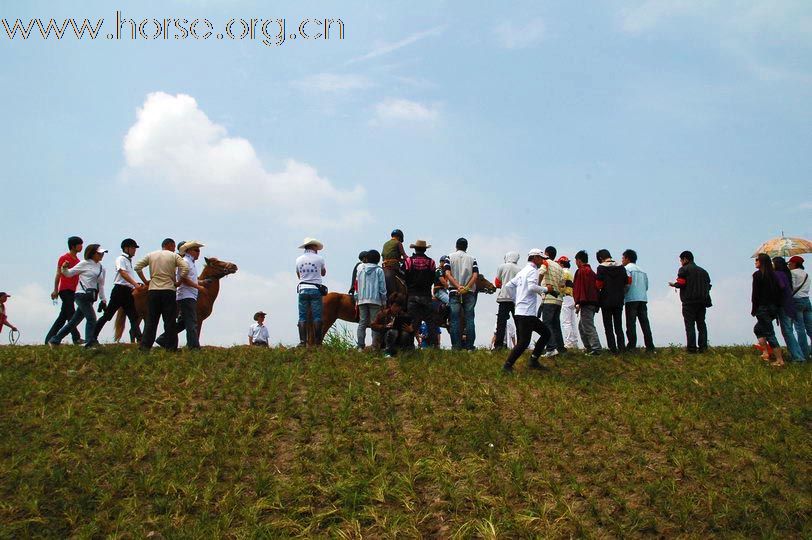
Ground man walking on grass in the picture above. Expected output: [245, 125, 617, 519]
[493, 251, 520, 350]
[45, 236, 84, 345]
[502, 249, 552, 373]
[596, 249, 629, 354]
[134, 238, 189, 352]
[539, 246, 566, 357]
[158, 240, 206, 350]
[622, 249, 655, 352]
[92, 238, 145, 343]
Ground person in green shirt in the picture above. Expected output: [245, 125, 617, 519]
[382, 229, 407, 297]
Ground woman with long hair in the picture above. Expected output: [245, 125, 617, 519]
[751, 253, 784, 366]
[773, 256, 803, 361]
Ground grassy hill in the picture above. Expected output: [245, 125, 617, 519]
[1, 345, 809, 538]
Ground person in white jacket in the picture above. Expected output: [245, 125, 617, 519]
[48, 244, 108, 347]
[501, 249, 552, 373]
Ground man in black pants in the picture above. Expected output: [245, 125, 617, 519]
[93, 238, 145, 342]
[404, 239, 437, 348]
[45, 236, 84, 344]
[502, 249, 552, 373]
[134, 238, 189, 351]
[595, 249, 630, 354]
[669, 250, 712, 353]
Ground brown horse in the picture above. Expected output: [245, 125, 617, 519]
[114, 257, 238, 342]
[320, 274, 496, 339]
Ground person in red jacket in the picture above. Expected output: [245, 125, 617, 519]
[573, 250, 602, 355]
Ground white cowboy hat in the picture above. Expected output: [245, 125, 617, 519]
[179, 240, 205, 255]
[298, 237, 324, 250]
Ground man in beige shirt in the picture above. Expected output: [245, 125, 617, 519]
[134, 238, 189, 351]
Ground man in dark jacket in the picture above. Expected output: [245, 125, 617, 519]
[573, 250, 602, 355]
[404, 240, 438, 348]
[669, 250, 712, 353]
[595, 249, 630, 354]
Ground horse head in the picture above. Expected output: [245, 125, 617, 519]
[202, 257, 239, 280]
[476, 274, 497, 294]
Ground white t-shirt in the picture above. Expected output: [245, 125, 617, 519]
[249, 322, 270, 343]
[296, 250, 325, 290]
[791, 268, 810, 299]
[114, 254, 139, 288]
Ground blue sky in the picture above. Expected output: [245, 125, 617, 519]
[1, 0, 810, 346]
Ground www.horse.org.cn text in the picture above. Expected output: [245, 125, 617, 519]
[1, 11, 345, 48]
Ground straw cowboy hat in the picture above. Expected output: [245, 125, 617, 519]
[298, 237, 324, 250]
[409, 239, 431, 249]
[179, 240, 205, 255]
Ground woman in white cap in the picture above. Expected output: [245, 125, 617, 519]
[48, 244, 108, 348]
[295, 237, 327, 346]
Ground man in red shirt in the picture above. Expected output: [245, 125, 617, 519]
[45, 236, 85, 344]
[573, 250, 602, 355]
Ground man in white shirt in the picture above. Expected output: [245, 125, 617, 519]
[296, 237, 327, 346]
[501, 249, 553, 373]
[444, 237, 479, 350]
[93, 238, 145, 342]
[249, 311, 270, 347]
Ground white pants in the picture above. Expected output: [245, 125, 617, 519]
[561, 296, 579, 349]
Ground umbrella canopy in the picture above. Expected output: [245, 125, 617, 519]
[751, 236, 812, 258]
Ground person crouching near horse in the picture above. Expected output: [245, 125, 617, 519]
[249, 311, 270, 347]
[158, 240, 206, 350]
[356, 249, 387, 350]
[404, 239, 438, 348]
[92, 238, 145, 343]
[382, 229, 407, 295]
[371, 293, 415, 357]
[135, 238, 189, 351]
[501, 249, 553, 373]
[296, 237, 327, 346]
[49, 244, 108, 348]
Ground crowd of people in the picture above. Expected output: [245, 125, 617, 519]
[293, 231, 812, 369]
[1, 232, 810, 368]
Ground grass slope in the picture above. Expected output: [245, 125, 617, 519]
[1, 345, 810, 538]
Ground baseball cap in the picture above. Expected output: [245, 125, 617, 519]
[556, 256, 570, 264]
[528, 248, 545, 258]
[789, 255, 804, 265]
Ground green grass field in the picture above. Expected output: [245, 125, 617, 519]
[1, 343, 810, 538]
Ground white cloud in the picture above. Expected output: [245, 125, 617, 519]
[292, 73, 372, 92]
[345, 25, 445, 65]
[494, 18, 546, 49]
[800, 202, 812, 210]
[122, 92, 370, 228]
[372, 98, 439, 124]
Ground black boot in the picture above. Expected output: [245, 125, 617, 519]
[297, 322, 307, 347]
[314, 322, 323, 346]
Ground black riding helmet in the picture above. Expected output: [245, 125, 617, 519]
[121, 238, 139, 250]
[391, 229, 404, 242]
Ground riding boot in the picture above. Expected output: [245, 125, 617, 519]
[314, 322, 324, 346]
[297, 322, 307, 347]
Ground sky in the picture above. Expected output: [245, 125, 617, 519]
[1, 0, 810, 347]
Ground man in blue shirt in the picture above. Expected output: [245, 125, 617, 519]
[622, 249, 655, 352]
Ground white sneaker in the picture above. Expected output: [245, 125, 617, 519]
[542, 350, 559, 358]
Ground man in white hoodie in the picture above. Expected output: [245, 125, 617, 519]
[493, 251, 520, 349]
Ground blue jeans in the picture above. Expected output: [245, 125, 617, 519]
[778, 309, 803, 361]
[449, 292, 477, 350]
[49, 292, 97, 345]
[298, 289, 323, 323]
[791, 297, 812, 360]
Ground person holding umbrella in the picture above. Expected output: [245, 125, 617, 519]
[773, 257, 803, 361]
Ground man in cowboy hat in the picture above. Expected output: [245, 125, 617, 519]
[295, 237, 327, 346]
[0, 292, 18, 337]
[249, 311, 270, 347]
[134, 238, 189, 351]
[158, 240, 206, 350]
[404, 239, 438, 347]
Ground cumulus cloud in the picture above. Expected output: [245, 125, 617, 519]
[372, 98, 439, 124]
[494, 18, 546, 49]
[122, 92, 369, 228]
[293, 72, 372, 92]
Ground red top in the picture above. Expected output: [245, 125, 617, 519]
[57, 253, 81, 292]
